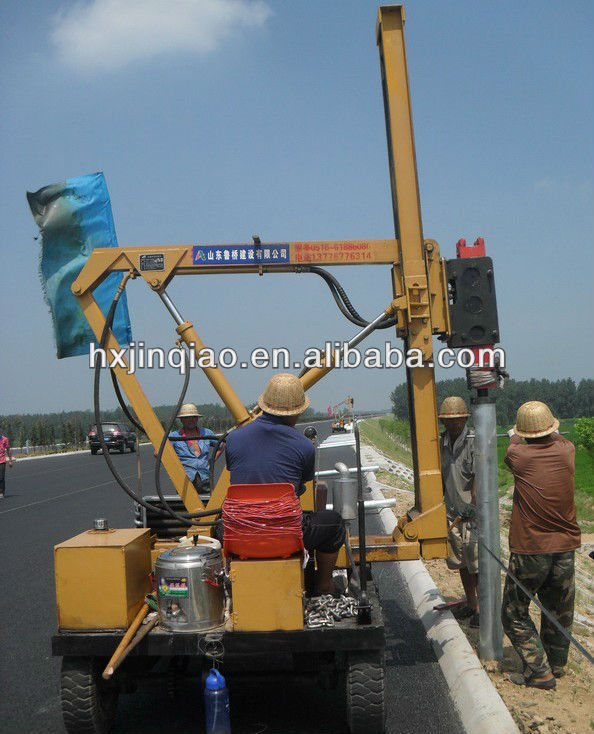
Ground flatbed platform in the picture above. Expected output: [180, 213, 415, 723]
[52, 591, 384, 658]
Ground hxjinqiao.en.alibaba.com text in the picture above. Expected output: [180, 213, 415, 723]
[89, 342, 505, 375]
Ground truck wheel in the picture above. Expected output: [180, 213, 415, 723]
[119, 442, 125, 454]
[90, 448, 98, 455]
[61, 656, 119, 734]
[129, 443, 135, 453]
[346, 650, 386, 734]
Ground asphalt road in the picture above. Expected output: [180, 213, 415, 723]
[0, 419, 463, 734]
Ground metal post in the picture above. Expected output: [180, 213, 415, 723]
[472, 394, 503, 660]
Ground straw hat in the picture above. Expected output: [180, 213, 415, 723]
[514, 401, 559, 438]
[438, 396, 469, 419]
[177, 403, 203, 419]
[258, 373, 310, 416]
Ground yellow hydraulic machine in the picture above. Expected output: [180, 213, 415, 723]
[50, 7, 501, 734]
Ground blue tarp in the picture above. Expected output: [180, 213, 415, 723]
[27, 172, 132, 358]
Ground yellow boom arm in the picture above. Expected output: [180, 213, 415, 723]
[72, 5, 449, 561]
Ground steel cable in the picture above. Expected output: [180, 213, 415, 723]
[480, 540, 594, 666]
[222, 496, 303, 539]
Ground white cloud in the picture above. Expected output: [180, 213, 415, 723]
[51, 0, 272, 71]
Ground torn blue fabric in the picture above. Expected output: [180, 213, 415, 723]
[27, 172, 132, 358]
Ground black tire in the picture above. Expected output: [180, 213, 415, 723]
[129, 443, 135, 453]
[346, 650, 386, 734]
[61, 656, 119, 734]
[90, 448, 98, 455]
[119, 442, 125, 454]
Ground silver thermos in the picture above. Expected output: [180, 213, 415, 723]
[155, 539, 225, 632]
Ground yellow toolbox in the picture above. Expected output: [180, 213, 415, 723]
[55, 528, 151, 630]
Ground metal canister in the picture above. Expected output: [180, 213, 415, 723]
[155, 542, 225, 632]
[333, 462, 358, 521]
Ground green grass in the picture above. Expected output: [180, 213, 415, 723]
[497, 417, 592, 527]
[362, 416, 593, 527]
[377, 416, 410, 443]
[375, 468, 412, 491]
[359, 417, 412, 468]
[559, 418, 594, 498]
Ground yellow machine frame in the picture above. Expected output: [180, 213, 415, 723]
[71, 5, 449, 561]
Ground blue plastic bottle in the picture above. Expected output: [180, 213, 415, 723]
[204, 668, 231, 734]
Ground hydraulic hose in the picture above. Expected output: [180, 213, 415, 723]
[153, 348, 221, 527]
[110, 369, 143, 433]
[208, 430, 230, 494]
[300, 265, 396, 329]
[94, 276, 171, 517]
[93, 275, 221, 524]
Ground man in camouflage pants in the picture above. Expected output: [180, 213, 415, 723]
[502, 553, 575, 684]
[502, 401, 581, 690]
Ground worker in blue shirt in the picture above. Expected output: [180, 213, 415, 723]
[226, 373, 345, 595]
[169, 403, 216, 490]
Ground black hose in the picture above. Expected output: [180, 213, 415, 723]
[208, 430, 230, 494]
[110, 369, 144, 433]
[93, 279, 221, 524]
[93, 282, 171, 517]
[153, 347, 221, 526]
[301, 266, 396, 329]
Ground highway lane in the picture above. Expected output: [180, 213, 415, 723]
[0, 446, 162, 734]
[0, 420, 462, 734]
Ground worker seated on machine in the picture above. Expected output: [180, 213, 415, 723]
[169, 403, 219, 492]
[225, 373, 345, 595]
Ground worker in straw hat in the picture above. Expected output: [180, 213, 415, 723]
[225, 373, 346, 595]
[438, 396, 479, 627]
[503, 401, 580, 690]
[169, 403, 216, 490]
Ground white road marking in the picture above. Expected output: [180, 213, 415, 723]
[0, 469, 154, 515]
[10, 459, 95, 481]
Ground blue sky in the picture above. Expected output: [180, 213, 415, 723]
[1, 0, 592, 415]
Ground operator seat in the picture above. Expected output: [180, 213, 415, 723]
[222, 483, 304, 559]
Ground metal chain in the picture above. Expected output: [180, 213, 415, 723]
[304, 595, 357, 628]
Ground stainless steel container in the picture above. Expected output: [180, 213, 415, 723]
[155, 542, 225, 632]
[333, 462, 358, 521]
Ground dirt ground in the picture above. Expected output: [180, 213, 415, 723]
[374, 470, 594, 734]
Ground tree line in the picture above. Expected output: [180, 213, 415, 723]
[0, 403, 327, 449]
[0, 403, 235, 448]
[390, 377, 594, 426]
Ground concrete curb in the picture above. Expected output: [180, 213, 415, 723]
[367, 473, 520, 734]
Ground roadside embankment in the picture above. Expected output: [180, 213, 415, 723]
[359, 417, 594, 734]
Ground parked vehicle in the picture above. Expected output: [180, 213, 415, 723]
[88, 423, 136, 454]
